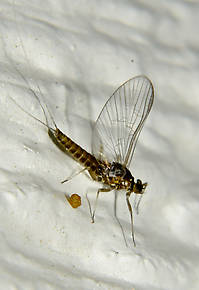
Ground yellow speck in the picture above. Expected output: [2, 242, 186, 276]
[65, 193, 81, 208]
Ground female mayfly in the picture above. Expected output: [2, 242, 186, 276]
[13, 75, 154, 246]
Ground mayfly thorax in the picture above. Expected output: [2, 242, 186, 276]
[13, 75, 154, 247]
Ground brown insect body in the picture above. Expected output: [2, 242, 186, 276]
[13, 75, 154, 247]
[49, 127, 145, 195]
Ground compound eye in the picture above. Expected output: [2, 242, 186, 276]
[142, 183, 147, 190]
[137, 179, 142, 185]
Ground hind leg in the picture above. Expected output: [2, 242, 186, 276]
[86, 187, 111, 223]
[61, 167, 87, 183]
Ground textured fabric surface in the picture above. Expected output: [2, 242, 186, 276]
[0, 1, 198, 289]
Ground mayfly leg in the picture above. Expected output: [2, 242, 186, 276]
[135, 193, 143, 215]
[86, 188, 111, 223]
[126, 191, 136, 247]
[61, 167, 87, 184]
[114, 191, 128, 247]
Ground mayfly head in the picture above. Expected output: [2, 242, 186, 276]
[132, 179, 147, 194]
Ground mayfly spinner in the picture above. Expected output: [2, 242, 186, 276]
[14, 75, 154, 246]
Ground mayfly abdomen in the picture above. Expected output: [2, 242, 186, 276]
[48, 128, 99, 172]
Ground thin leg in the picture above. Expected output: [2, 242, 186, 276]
[135, 193, 143, 215]
[61, 167, 87, 184]
[114, 191, 128, 247]
[126, 191, 136, 247]
[86, 187, 111, 223]
[86, 193, 93, 220]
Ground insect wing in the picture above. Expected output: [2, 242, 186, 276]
[92, 75, 154, 166]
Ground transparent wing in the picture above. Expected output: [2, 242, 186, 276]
[92, 75, 154, 167]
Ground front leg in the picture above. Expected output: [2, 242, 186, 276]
[126, 191, 136, 247]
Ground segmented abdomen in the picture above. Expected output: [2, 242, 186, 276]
[48, 128, 99, 172]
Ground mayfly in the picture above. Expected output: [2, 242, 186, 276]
[13, 75, 154, 246]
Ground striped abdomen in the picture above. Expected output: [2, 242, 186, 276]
[48, 128, 99, 173]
